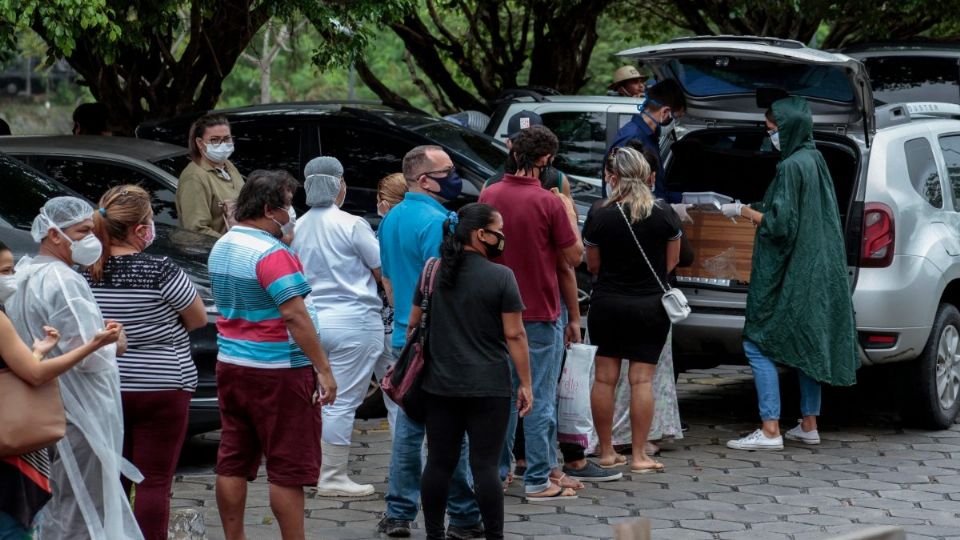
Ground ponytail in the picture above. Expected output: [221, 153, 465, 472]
[604, 146, 654, 223]
[437, 203, 497, 288]
[89, 185, 153, 282]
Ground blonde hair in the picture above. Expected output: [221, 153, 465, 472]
[90, 185, 153, 281]
[378, 172, 408, 207]
[604, 146, 654, 223]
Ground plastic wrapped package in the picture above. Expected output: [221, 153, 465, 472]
[703, 247, 739, 282]
[7, 256, 142, 540]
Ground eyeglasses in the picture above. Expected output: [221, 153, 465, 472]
[204, 136, 234, 145]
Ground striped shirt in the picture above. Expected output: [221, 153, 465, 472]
[85, 253, 199, 391]
[208, 225, 317, 369]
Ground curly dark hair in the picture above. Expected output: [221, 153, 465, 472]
[510, 125, 559, 174]
[233, 170, 300, 222]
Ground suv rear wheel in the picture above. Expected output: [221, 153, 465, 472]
[905, 303, 960, 429]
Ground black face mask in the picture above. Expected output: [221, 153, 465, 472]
[481, 229, 505, 259]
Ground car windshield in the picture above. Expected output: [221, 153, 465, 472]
[861, 56, 960, 105]
[0, 153, 75, 229]
[665, 58, 855, 103]
[152, 154, 193, 178]
[402, 120, 506, 169]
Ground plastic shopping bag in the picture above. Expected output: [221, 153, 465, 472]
[558, 343, 597, 448]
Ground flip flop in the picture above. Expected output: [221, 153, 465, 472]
[598, 454, 628, 468]
[549, 473, 584, 490]
[502, 472, 514, 493]
[630, 462, 664, 474]
[525, 486, 578, 502]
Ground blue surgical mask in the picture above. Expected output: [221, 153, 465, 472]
[426, 169, 463, 202]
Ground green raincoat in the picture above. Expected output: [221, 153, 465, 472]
[743, 96, 859, 386]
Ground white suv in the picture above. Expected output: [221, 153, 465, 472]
[616, 36, 960, 428]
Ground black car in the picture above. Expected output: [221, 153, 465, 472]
[0, 152, 220, 435]
[136, 101, 507, 222]
[841, 42, 960, 105]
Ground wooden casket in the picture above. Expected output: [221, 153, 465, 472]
[674, 209, 757, 285]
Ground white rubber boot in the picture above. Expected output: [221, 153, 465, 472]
[316, 441, 375, 497]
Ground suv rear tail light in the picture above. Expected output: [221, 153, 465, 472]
[859, 332, 899, 349]
[860, 202, 895, 268]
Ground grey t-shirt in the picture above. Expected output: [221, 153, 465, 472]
[416, 252, 525, 397]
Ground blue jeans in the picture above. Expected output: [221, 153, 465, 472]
[501, 320, 563, 494]
[743, 340, 822, 421]
[384, 347, 481, 525]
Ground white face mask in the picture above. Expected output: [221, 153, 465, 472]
[769, 130, 781, 151]
[0, 275, 16, 303]
[282, 206, 297, 237]
[205, 142, 234, 163]
[56, 227, 103, 267]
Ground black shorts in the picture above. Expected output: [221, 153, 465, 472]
[587, 292, 669, 363]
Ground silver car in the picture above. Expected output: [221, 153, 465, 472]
[620, 36, 960, 428]
[0, 135, 189, 228]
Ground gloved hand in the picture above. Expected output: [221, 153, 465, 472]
[720, 201, 743, 220]
[671, 203, 694, 224]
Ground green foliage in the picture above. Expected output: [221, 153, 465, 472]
[0, 0, 120, 57]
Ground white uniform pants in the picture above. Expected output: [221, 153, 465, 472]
[319, 323, 385, 445]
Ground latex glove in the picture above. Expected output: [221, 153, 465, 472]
[671, 203, 694, 224]
[720, 202, 743, 221]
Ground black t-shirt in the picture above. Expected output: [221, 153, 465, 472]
[415, 253, 525, 397]
[582, 200, 682, 297]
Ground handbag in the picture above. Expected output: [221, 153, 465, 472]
[616, 202, 691, 324]
[0, 367, 66, 457]
[380, 257, 441, 423]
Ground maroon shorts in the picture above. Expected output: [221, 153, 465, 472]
[215, 362, 322, 487]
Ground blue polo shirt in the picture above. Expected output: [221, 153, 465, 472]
[606, 114, 668, 199]
[378, 192, 446, 349]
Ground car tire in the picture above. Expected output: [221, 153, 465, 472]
[904, 303, 960, 429]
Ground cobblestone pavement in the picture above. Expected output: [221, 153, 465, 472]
[171, 365, 960, 539]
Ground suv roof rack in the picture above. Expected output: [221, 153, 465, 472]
[668, 35, 805, 49]
[875, 102, 960, 129]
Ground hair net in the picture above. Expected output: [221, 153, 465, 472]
[304, 156, 344, 207]
[31, 196, 94, 242]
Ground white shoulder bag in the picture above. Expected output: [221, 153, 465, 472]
[616, 202, 691, 324]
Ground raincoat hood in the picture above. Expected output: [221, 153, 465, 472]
[743, 97, 859, 387]
[771, 96, 815, 158]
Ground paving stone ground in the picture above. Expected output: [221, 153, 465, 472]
[171, 365, 960, 539]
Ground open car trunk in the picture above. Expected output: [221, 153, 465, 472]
[665, 128, 861, 289]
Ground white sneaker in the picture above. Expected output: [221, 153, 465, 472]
[784, 422, 820, 445]
[726, 429, 784, 450]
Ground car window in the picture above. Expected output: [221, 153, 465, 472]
[541, 112, 606, 178]
[0, 154, 73, 229]
[408, 121, 505, 170]
[228, 122, 301, 179]
[152, 154, 192, 178]
[939, 135, 960, 208]
[905, 137, 943, 208]
[40, 158, 179, 226]
[318, 125, 412, 216]
[666, 58, 854, 103]
[862, 57, 960, 105]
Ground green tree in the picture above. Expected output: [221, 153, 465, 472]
[0, 0, 408, 134]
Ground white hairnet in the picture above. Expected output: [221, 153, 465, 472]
[304, 156, 345, 207]
[31, 196, 94, 242]
[305, 174, 342, 207]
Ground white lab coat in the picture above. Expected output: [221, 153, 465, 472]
[7, 256, 143, 540]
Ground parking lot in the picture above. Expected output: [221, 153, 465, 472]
[171, 365, 960, 540]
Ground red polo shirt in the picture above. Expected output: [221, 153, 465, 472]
[479, 173, 578, 322]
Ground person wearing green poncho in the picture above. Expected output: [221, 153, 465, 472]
[719, 96, 859, 451]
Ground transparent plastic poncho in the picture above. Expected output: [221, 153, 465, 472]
[7, 256, 143, 540]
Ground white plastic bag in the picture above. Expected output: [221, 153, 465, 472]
[558, 343, 597, 448]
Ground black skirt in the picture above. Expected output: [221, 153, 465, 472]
[587, 292, 669, 363]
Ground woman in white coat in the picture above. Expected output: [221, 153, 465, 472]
[291, 157, 384, 497]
